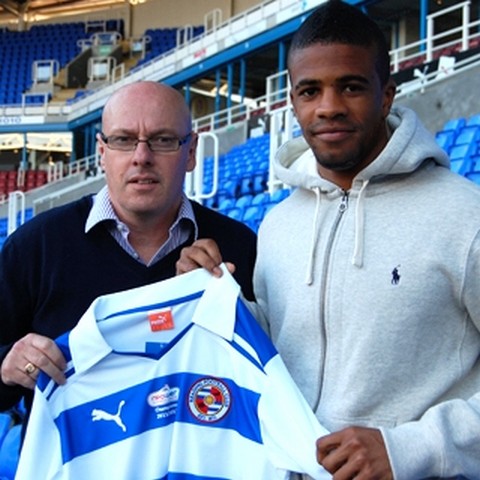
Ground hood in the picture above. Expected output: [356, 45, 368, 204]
[272, 106, 450, 281]
[274, 105, 450, 191]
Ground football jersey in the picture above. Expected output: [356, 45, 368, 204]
[16, 266, 330, 480]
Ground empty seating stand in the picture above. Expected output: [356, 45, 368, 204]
[203, 133, 291, 232]
[135, 25, 204, 68]
[0, 22, 88, 104]
[210, 112, 480, 234]
[0, 170, 48, 197]
[436, 113, 480, 181]
[2, 113, 479, 248]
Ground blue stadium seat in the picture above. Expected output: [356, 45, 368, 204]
[225, 207, 243, 221]
[0, 218, 7, 236]
[235, 194, 253, 209]
[260, 190, 291, 218]
[0, 414, 12, 450]
[449, 143, 475, 175]
[215, 179, 240, 207]
[270, 188, 291, 203]
[238, 175, 253, 196]
[0, 424, 21, 479]
[454, 126, 480, 146]
[466, 155, 480, 174]
[435, 130, 456, 153]
[466, 171, 480, 185]
[251, 192, 270, 205]
[442, 117, 466, 135]
[242, 205, 265, 232]
[263, 202, 278, 216]
[24, 208, 34, 222]
[218, 198, 236, 212]
[252, 171, 268, 194]
[202, 197, 217, 209]
[466, 113, 480, 127]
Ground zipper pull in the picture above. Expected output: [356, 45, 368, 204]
[339, 190, 349, 213]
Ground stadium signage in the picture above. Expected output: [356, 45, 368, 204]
[0, 116, 22, 125]
[0, 116, 44, 125]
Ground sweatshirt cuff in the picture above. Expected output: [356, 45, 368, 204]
[380, 421, 442, 480]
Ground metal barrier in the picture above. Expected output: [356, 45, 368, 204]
[184, 132, 219, 203]
[7, 190, 25, 236]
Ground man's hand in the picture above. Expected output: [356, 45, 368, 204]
[176, 238, 235, 277]
[1, 333, 67, 390]
[316, 427, 393, 480]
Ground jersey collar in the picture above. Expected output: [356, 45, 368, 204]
[68, 265, 240, 375]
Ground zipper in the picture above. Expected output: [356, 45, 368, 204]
[313, 189, 349, 412]
[339, 190, 349, 213]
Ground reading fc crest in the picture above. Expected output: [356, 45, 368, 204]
[188, 378, 231, 422]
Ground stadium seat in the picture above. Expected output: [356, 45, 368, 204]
[135, 26, 204, 68]
[239, 175, 253, 196]
[0, 218, 7, 236]
[449, 143, 475, 175]
[0, 424, 21, 479]
[242, 205, 265, 232]
[263, 202, 278, 216]
[202, 197, 217, 209]
[442, 117, 466, 135]
[454, 126, 480, 146]
[270, 188, 291, 203]
[215, 179, 240, 207]
[0, 414, 12, 450]
[466, 171, 480, 185]
[252, 171, 268, 194]
[218, 198, 236, 212]
[435, 130, 456, 153]
[466, 113, 480, 127]
[225, 207, 243, 221]
[251, 192, 270, 205]
[235, 194, 253, 209]
[467, 155, 480, 173]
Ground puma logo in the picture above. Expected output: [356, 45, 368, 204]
[91, 400, 127, 432]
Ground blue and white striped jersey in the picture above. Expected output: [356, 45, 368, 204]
[16, 266, 330, 480]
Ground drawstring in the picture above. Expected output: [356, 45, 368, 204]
[305, 187, 321, 285]
[304, 179, 369, 283]
[352, 179, 370, 267]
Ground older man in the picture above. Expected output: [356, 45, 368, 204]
[0, 81, 256, 434]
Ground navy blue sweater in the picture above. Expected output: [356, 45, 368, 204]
[0, 195, 256, 413]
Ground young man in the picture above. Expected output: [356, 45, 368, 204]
[177, 2, 480, 478]
[0, 82, 256, 430]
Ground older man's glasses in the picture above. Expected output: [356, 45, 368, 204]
[100, 132, 192, 152]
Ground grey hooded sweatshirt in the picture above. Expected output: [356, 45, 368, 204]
[253, 106, 480, 479]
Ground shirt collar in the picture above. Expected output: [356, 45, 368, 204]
[85, 185, 116, 233]
[85, 184, 198, 240]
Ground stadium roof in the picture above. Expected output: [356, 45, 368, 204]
[0, 0, 461, 26]
[0, 0, 128, 22]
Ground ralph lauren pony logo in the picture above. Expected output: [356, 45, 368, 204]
[391, 265, 401, 285]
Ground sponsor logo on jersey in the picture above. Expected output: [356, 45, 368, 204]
[147, 384, 180, 407]
[187, 378, 231, 423]
[148, 384, 180, 419]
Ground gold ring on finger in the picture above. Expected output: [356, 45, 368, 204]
[24, 362, 37, 375]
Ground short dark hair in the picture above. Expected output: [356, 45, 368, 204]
[288, 0, 391, 86]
